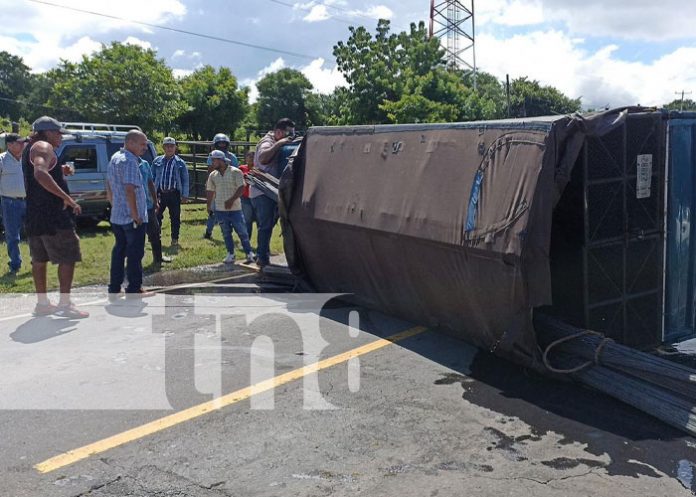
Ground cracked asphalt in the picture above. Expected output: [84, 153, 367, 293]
[1, 276, 695, 496]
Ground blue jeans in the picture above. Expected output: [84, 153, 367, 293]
[241, 197, 256, 242]
[1, 196, 26, 271]
[109, 222, 147, 293]
[215, 210, 252, 255]
[205, 210, 217, 235]
[251, 195, 277, 265]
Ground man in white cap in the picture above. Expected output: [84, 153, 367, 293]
[22, 116, 87, 318]
[206, 150, 255, 265]
[204, 133, 238, 239]
[152, 137, 189, 247]
[0, 133, 28, 274]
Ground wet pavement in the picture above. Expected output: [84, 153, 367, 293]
[0, 266, 695, 496]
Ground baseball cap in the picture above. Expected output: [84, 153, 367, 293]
[163, 137, 176, 145]
[4, 133, 27, 144]
[209, 150, 231, 162]
[32, 116, 67, 133]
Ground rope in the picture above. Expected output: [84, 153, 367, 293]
[542, 329, 613, 374]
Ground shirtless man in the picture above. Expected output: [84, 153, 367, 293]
[22, 116, 88, 318]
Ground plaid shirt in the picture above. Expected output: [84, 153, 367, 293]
[108, 149, 148, 225]
[206, 166, 245, 211]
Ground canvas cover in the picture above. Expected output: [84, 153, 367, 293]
[279, 108, 653, 367]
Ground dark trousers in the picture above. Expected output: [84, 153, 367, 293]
[158, 190, 181, 241]
[146, 207, 163, 262]
[109, 222, 147, 293]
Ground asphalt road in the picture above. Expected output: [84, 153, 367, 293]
[1, 273, 695, 496]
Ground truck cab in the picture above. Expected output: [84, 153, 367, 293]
[57, 123, 157, 223]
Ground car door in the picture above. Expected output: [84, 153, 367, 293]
[59, 141, 108, 216]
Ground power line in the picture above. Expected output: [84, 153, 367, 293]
[25, 0, 318, 60]
[268, 0, 408, 32]
[267, 0, 355, 25]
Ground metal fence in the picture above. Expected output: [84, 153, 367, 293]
[176, 140, 256, 201]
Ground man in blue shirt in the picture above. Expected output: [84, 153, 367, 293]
[152, 137, 189, 247]
[139, 158, 170, 266]
[204, 133, 238, 240]
[106, 130, 151, 297]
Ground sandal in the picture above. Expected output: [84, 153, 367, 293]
[54, 304, 90, 319]
[33, 302, 58, 316]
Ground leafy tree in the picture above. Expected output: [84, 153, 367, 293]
[508, 77, 581, 118]
[255, 68, 319, 131]
[0, 51, 33, 120]
[333, 20, 446, 124]
[664, 98, 696, 111]
[47, 42, 182, 133]
[177, 65, 249, 140]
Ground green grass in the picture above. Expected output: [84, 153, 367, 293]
[0, 203, 284, 293]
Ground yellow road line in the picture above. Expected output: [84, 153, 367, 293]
[35, 325, 428, 473]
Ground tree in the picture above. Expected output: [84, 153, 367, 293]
[508, 77, 581, 118]
[333, 20, 446, 124]
[47, 43, 182, 133]
[0, 51, 33, 120]
[255, 68, 319, 131]
[177, 65, 249, 140]
[664, 98, 696, 111]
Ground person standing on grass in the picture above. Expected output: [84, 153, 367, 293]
[22, 116, 87, 318]
[204, 133, 238, 240]
[238, 150, 257, 243]
[0, 133, 28, 275]
[139, 157, 171, 267]
[152, 137, 189, 247]
[252, 118, 295, 268]
[106, 130, 152, 298]
[206, 150, 255, 265]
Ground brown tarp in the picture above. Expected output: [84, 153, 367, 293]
[279, 108, 653, 367]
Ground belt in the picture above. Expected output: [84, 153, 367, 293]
[159, 189, 179, 193]
[1, 195, 25, 200]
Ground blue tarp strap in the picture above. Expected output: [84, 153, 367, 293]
[465, 170, 484, 233]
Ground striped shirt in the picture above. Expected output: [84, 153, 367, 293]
[108, 149, 148, 225]
[158, 156, 176, 191]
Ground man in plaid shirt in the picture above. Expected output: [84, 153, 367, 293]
[206, 150, 255, 265]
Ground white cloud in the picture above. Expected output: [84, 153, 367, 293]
[173, 68, 193, 79]
[1, 0, 186, 71]
[477, 29, 696, 108]
[123, 36, 152, 50]
[304, 5, 331, 22]
[357, 5, 393, 19]
[171, 49, 202, 60]
[259, 57, 287, 77]
[301, 58, 347, 94]
[172, 49, 186, 58]
[478, 0, 696, 41]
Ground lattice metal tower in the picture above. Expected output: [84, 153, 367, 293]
[429, 0, 477, 85]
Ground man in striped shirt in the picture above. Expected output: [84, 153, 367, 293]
[152, 137, 189, 247]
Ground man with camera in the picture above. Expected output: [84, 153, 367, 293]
[251, 118, 295, 268]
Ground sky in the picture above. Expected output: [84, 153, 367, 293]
[1, 0, 695, 110]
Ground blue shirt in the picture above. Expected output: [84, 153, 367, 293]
[152, 154, 190, 197]
[139, 159, 155, 210]
[108, 148, 148, 225]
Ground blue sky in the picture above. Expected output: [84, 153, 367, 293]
[1, 0, 695, 109]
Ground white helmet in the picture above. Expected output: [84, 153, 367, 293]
[212, 133, 230, 145]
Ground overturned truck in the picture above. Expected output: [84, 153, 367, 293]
[279, 108, 695, 370]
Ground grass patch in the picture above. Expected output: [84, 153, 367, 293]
[0, 203, 284, 293]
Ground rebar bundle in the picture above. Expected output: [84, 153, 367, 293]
[535, 314, 696, 436]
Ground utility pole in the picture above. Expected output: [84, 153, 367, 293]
[675, 90, 693, 111]
[429, 0, 477, 89]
